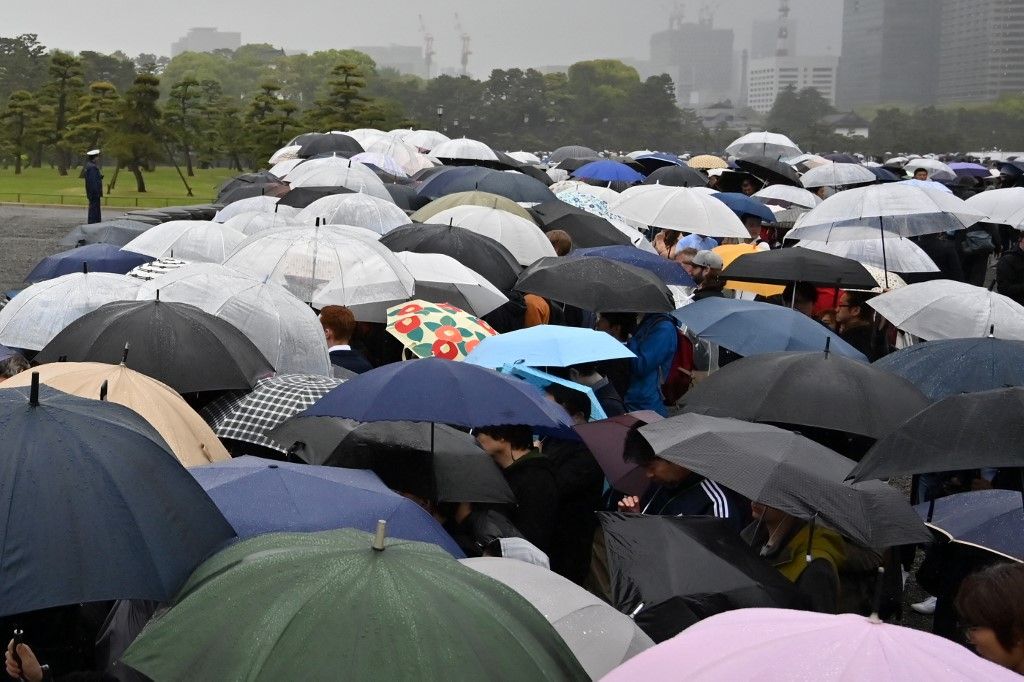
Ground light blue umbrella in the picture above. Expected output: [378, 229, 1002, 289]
[499, 363, 608, 422]
[465, 325, 635, 369]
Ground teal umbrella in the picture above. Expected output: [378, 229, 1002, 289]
[123, 527, 588, 681]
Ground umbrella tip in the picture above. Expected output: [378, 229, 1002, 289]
[824, 336, 831, 358]
[121, 342, 130, 365]
[99, 379, 108, 401]
[83, 262, 89, 274]
[989, 324, 995, 338]
[372, 519, 388, 551]
[29, 371, 40, 406]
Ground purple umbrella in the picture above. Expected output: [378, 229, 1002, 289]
[574, 411, 662, 497]
[949, 162, 990, 178]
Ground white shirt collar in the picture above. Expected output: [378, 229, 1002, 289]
[327, 344, 352, 352]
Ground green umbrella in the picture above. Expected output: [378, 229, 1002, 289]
[122, 527, 588, 681]
[411, 190, 539, 224]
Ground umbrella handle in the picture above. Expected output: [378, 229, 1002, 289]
[868, 566, 885, 623]
[11, 629, 26, 682]
[805, 513, 817, 564]
[372, 519, 388, 551]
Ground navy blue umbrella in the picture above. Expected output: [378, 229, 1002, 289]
[867, 167, 901, 183]
[672, 298, 867, 360]
[24, 244, 153, 283]
[0, 378, 235, 616]
[570, 245, 695, 286]
[873, 337, 1024, 400]
[571, 160, 645, 184]
[712, 192, 777, 223]
[916, 489, 1024, 562]
[418, 166, 555, 203]
[190, 456, 463, 556]
[634, 152, 684, 174]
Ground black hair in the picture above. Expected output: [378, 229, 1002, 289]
[782, 281, 819, 307]
[543, 384, 591, 422]
[475, 424, 534, 451]
[622, 428, 657, 465]
[844, 290, 876, 321]
[956, 562, 1024, 651]
[600, 312, 638, 338]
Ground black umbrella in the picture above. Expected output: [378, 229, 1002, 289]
[218, 182, 288, 205]
[297, 132, 364, 158]
[380, 223, 522, 291]
[599, 513, 807, 642]
[36, 300, 274, 393]
[639, 414, 932, 548]
[512, 163, 555, 187]
[868, 167, 901, 183]
[58, 219, 153, 248]
[547, 145, 599, 165]
[823, 153, 860, 164]
[515, 256, 675, 313]
[682, 350, 930, 440]
[413, 165, 453, 181]
[529, 200, 632, 248]
[385, 183, 430, 211]
[642, 165, 708, 188]
[719, 248, 877, 288]
[122, 210, 170, 225]
[915, 489, 1024, 563]
[556, 157, 602, 172]
[735, 156, 802, 187]
[849, 387, 1024, 482]
[277, 185, 355, 209]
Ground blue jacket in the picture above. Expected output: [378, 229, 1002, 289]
[84, 160, 103, 200]
[624, 313, 677, 416]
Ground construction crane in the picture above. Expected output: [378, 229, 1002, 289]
[776, 0, 791, 57]
[418, 15, 435, 79]
[454, 13, 471, 76]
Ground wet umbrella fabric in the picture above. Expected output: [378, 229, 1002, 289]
[642, 164, 707, 188]
[867, 280, 1024, 341]
[915, 490, 1024, 563]
[800, 163, 877, 189]
[380, 223, 522, 291]
[36, 300, 273, 393]
[514, 256, 675, 313]
[296, 132, 363, 157]
[392, 252, 509, 317]
[569, 246, 695, 286]
[725, 132, 801, 160]
[711, 192, 777, 223]
[58, 219, 153, 248]
[412, 190, 537, 223]
[574, 411, 662, 497]
[734, 156, 802, 187]
[385, 182, 429, 211]
[419, 166, 556, 203]
[873, 337, 1024, 400]
[25, 244, 152, 282]
[795, 237, 939, 274]
[753, 184, 821, 209]
[571, 160, 645, 184]
[276, 185, 354, 209]
[189, 456, 463, 555]
[529, 200, 633, 248]
[717, 248, 876, 288]
[547, 145, 600, 165]
[0, 383, 235, 616]
[465, 325, 636, 369]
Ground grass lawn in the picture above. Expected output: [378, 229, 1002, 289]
[0, 166, 239, 208]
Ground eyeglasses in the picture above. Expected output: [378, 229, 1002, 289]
[836, 303, 853, 308]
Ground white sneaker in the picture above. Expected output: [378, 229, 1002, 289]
[911, 596, 937, 615]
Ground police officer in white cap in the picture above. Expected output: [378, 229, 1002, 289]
[84, 149, 103, 224]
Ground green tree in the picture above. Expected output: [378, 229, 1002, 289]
[278, 49, 377, 106]
[306, 63, 370, 131]
[165, 77, 203, 175]
[635, 74, 685, 151]
[0, 34, 48, 104]
[66, 81, 120, 154]
[765, 85, 835, 152]
[79, 50, 136, 92]
[564, 59, 642, 149]
[245, 82, 299, 169]
[192, 80, 227, 168]
[0, 90, 42, 173]
[39, 50, 84, 175]
[215, 96, 247, 171]
[108, 73, 163, 192]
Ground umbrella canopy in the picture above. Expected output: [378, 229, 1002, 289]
[753, 184, 821, 209]
[189, 456, 462, 554]
[287, 159, 391, 201]
[897, 178, 954, 194]
[411, 190, 536, 223]
[276, 185, 354, 209]
[800, 162, 877, 188]
[687, 154, 728, 170]
[268, 143, 301, 164]
[419, 166, 555, 203]
[904, 157, 956, 182]
[25, 244, 152, 283]
[3, 362, 229, 466]
[553, 181, 621, 203]
[465, 325, 636, 369]
[350, 151, 408, 177]
[725, 131, 801, 159]
[428, 137, 499, 164]
[507, 150, 541, 165]
[398, 128, 450, 151]
[36, 300, 273, 393]
[295, 192, 409, 235]
[430, 205, 557, 266]
[296, 132, 363, 157]
[385, 182, 429, 211]
[222, 210, 299, 237]
[711, 192, 777, 223]
[216, 177, 287, 205]
[121, 220, 246, 263]
[530, 200, 633, 248]
[718, 247, 877, 288]
[571, 159, 645, 184]
[681, 350, 930, 439]
[873, 336, 1024, 400]
[342, 128, 387, 147]
[547, 145, 600, 164]
[122, 529, 587, 681]
[213, 195, 280, 223]
[610, 186, 749, 237]
[574, 411, 661, 497]
[135, 263, 331, 376]
[850, 387, 1024, 481]
[857, 265, 908, 292]
[599, 513, 807, 642]
[514, 256, 675, 312]
[380, 223, 522, 291]
[0, 272, 140, 351]
[58, 218, 153, 248]
[795, 236, 939, 273]
[365, 136, 434, 174]
[0, 381, 235, 616]
[964, 187, 1024, 226]
[915, 490, 1024, 563]
[948, 161, 990, 178]
[642, 164, 708, 188]
[393, 252, 508, 316]
[385, 300, 498, 360]
[735, 156, 802, 187]
[462, 556, 654, 679]
[672, 298, 867, 360]
[710, 244, 785, 298]
[868, 280, 1024, 341]
[602, 607, 1019, 682]
[568, 245, 695, 286]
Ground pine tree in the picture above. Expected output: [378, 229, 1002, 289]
[165, 77, 202, 175]
[67, 81, 120, 155]
[306, 63, 369, 130]
[39, 51, 84, 175]
[107, 73, 163, 192]
[0, 91, 42, 174]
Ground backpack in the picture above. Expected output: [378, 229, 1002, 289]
[661, 327, 695, 406]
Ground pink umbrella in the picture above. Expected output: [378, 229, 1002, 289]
[600, 608, 1019, 681]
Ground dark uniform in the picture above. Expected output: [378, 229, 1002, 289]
[84, 154, 103, 224]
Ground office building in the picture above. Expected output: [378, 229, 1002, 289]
[750, 18, 798, 60]
[171, 27, 242, 57]
[747, 55, 839, 114]
[649, 12, 735, 106]
[936, 0, 1024, 103]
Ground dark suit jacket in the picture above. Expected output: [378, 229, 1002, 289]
[329, 348, 373, 374]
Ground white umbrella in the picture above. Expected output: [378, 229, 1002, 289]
[268, 144, 301, 165]
[885, 156, 909, 166]
[461, 557, 654, 680]
[800, 163, 877, 188]
[507, 151, 541, 165]
[965, 187, 1024, 226]
[725, 131, 801, 160]
[429, 205, 557, 266]
[897, 179, 954, 194]
[223, 210, 301, 237]
[295, 193, 409, 235]
[868, 280, 1024, 341]
[549, 180, 590, 195]
[136, 263, 331, 376]
[546, 167, 570, 183]
[428, 137, 498, 163]
[853, 265, 908, 292]
[753, 185, 821, 209]
[268, 158, 306, 179]
[0, 273, 139, 350]
[393, 252, 508, 316]
[224, 224, 414, 307]
[349, 152, 408, 178]
[905, 158, 956, 182]
[787, 153, 832, 170]
[609, 185, 749, 238]
[285, 157, 392, 201]
[214, 195, 280, 223]
[397, 129, 450, 152]
[365, 137, 434, 175]
[341, 128, 387, 148]
[795, 237, 939, 273]
[568, 185, 620, 204]
[122, 220, 246, 263]
[127, 257, 189, 282]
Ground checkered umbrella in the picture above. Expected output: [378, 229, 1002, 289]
[203, 373, 344, 452]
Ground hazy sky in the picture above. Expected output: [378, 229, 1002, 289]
[9, 0, 843, 76]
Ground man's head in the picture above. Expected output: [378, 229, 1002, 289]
[691, 250, 724, 286]
[319, 305, 356, 346]
[740, 178, 758, 196]
[0, 353, 30, 380]
[913, 168, 929, 180]
[547, 229, 573, 256]
[474, 424, 534, 464]
[674, 247, 699, 277]
[596, 312, 637, 341]
[622, 429, 690, 486]
[782, 281, 819, 317]
[741, 213, 762, 239]
[543, 383, 591, 425]
[835, 290, 875, 329]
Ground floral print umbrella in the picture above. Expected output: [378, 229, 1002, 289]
[386, 300, 498, 361]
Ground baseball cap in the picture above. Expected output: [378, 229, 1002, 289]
[691, 250, 724, 270]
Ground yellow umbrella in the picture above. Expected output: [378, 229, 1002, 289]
[386, 300, 498, 361]
[713, 244, 786, 298]
[687, 155, 728, 170]
[410, 191, 538, 224]
[3, 362, 229, 467]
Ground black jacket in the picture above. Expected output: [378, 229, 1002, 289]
[997, 247, 1024, 305]
[638, 474, 748, 533]
[502, 451, 560, 555]
[905, 235, 964, 283]
[329, 348, 373, 374]
[543, 438, 604, 584]
[839, 324, 882, 361]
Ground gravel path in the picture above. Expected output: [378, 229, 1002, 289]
[0, 205, 94, 292]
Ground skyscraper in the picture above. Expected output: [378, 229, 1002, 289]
[936, 0, 1024, 104]
[649, 8, 735, 107]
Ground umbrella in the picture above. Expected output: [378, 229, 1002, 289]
[351, 151, 408, 177]
[295, 192, 409, 235]
[287, 159, 392, 201]
[36, 300, 274, 393]
[507, 150, 541, 165]
[0, 380, 235, 616]
[681, 350, 930, 440]
[800, 163, 877, 188]
[216, 177, 287, 205]
[213, 195, 281, 223]
[380, 223, 522, 291]
[867, 166, 902, 183]
[126, 256, 189, 282]
[428, 137, 500, 164]
[121, 220, 246, 263]
[465, 325, 635, 369]
[58, 219, 153, 248]
[531, 199, 635, 247]
[268, 157, 305, 178]
[365, 136, 434, 174]
[718, 248, 877, 288]
[795, 236, 940, 273]
[849, 387, 1024, 481]
[725, 132, 801, 159]
[24, 244, 152, 283]
[905, 158, 956, 182]
[856, 265, 908, 292]
[3, 362, 229, 466]
[571, 160, 645, 184]
[711, 192, 777, 223]
[610, 186, 749, 237]
[385, 300, 498, 360]
[547, 145, 600, 164]
[430, 205, 557, 266]
[188, 456, 462, 554]
[671, 298, 867, 360]
[868, 280, 1024, 341]
[462, 556, 654, 679]
[711, 244, 785, 298]
[420, 166, 555, 203]
[752, 184, 820, 209]
[789, 153, 833, 171]
[296, 132, 363, 157]
[898, 178, 954, 194]
[574, 411, 662, 497]
[276, 185, 354, 209]
[0, 272, 140, 351]
[599, 513, 808, 642]
[342, 128, 387, 147]
[568, 245, 695, 286]
[202, 373, 342, 453]
[949, 161, 990, 178]
[551, 181, 621, 203]
[514, 256, 675, 312]
[268, 143, 301, 164]
[634, 151, 682, 169]
[397, 128, 450, 151]
[964, 186, 1024, 226]
[601, 607, 1020, 682]
[915, 490, 1024, 563]
[393, 252, 508, 316]
[687, 154, 728, 170]
[385, 182, 429, 211]
[734, 156, 802, 187]
[411, 190, 537, 223]
[873, 336, 1024, 400]
[642, 165, 708, 188]
[134, 263, 331, 376]
[222, 210, 299, 237]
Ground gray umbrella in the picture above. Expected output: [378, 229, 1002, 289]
[639, 413, 931, 547]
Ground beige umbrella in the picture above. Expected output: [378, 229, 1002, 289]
[687, 154, 728, 170]
[3, 362, 229, 467]
[410, 191, 537, 224]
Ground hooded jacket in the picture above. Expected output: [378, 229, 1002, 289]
[624, 314, 677, 416]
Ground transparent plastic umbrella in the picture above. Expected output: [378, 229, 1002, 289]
[430, 205, 557, 266]
[398, 129, 450, 152]
[296, 193, 409, 235]
[610, 186, 749, 238]
[429, 137, 499, 163]
[800, 162, 877, 188]
[752, 184, 821, 209]
[725, 131, 801, 160]
[121, 220, 246, 263]
[365, 136, 435, 174]
[964, 187, 1024, 226]
[794, 237, 939, 273]
[285, 157, 392, 201]
[213, 195, 280, 222]
[394, 252, 508, 316]
[222, 210, 301, 236]
[868, 280, 1024, 341]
